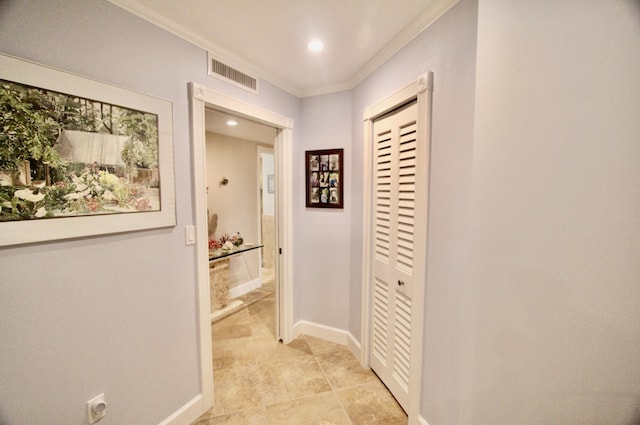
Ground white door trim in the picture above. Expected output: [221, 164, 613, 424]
[360, 72, 433, 425]
[189, 83, 294, 411]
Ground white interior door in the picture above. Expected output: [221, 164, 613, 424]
[370, 100, 419, 411]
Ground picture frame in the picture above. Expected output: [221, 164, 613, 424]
[0, 53, 176, 247]
[305, 148, 343, 209]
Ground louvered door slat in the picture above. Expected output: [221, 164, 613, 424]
[399, 148, 416, 158]
[398, 200, 415, 209]
[398, 124, 417, 280]
[393, 292, 412, 392]
[372, 278, 389, 365]
[375, 128, 394, 264]
[397, 117, 416, 276]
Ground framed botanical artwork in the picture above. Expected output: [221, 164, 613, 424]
[305, 148, 343, 209]
[0, 53, 176, 247]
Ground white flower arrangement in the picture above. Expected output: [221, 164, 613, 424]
[13, 189, 45, 203]
[0, 188, 47, 220]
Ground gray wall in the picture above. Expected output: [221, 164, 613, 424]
[350, 0, 640, 423]
[463, 0, 640, 423]
[295, 91, 353, 328]
[0, 1, 299, 424]
[350, 1, 479, 422]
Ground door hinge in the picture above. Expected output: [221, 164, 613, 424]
[279, 248, 282, 254]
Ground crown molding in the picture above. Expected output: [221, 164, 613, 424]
[106, 0, 304, 97]
[348, 0, 460, 88]
[291, 0, 459, 97]
[107, 0, 459, 98]
[299, 81, 354, 98]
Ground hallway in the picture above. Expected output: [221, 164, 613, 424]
[192, 289, 407, 424]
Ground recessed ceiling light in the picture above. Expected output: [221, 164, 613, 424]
[307, 39, 324, 52]
[226, 119, 238, 126]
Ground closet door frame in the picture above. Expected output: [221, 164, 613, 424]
[360, 72, 433, 424]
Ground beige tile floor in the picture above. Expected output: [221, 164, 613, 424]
[211, 268, 277, 324]
[192, 276, 408, 425]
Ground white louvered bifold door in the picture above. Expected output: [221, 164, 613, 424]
[370, 101, 418, 412]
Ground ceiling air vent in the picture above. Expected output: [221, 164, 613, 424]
[207, 52, 259, 94]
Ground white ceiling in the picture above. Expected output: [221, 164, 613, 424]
[107, 0, 459, 97]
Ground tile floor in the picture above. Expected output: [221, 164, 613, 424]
[211, 268, 277, 324]
[192, 274, 408, 425]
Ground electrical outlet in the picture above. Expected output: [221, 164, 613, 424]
[87, 393, 107, 424]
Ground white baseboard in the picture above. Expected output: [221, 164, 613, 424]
[346, 333, 362, 362]
[417, 415, 430, 425]
[158, 394, 205, 425]
[228, 277, 261, 299]
[210, 299, 244, 322]
[293, 320, 361, 361]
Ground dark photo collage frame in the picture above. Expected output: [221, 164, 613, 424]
[305, 148, 343, 209]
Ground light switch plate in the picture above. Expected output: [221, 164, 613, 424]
[185, 225, 196, 245]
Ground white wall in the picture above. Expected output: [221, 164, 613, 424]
[206, 133, 260, 288]
[462, 1, 640, 423]
[0, 1, 299, 424]
[295, 91, 352, 328]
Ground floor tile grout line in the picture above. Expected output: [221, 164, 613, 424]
[304, 334, 356, 425]
[205, 285, 406, 425]
[259, 388, 338, 409]
[305, 334, 338, 392]
[243, 333, 349, 416]
[332, 387, 356, 425]
[209, 297, 271, 420]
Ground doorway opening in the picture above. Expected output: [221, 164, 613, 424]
[204, 109, 277, 323]
[189, 83, 294, 411]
